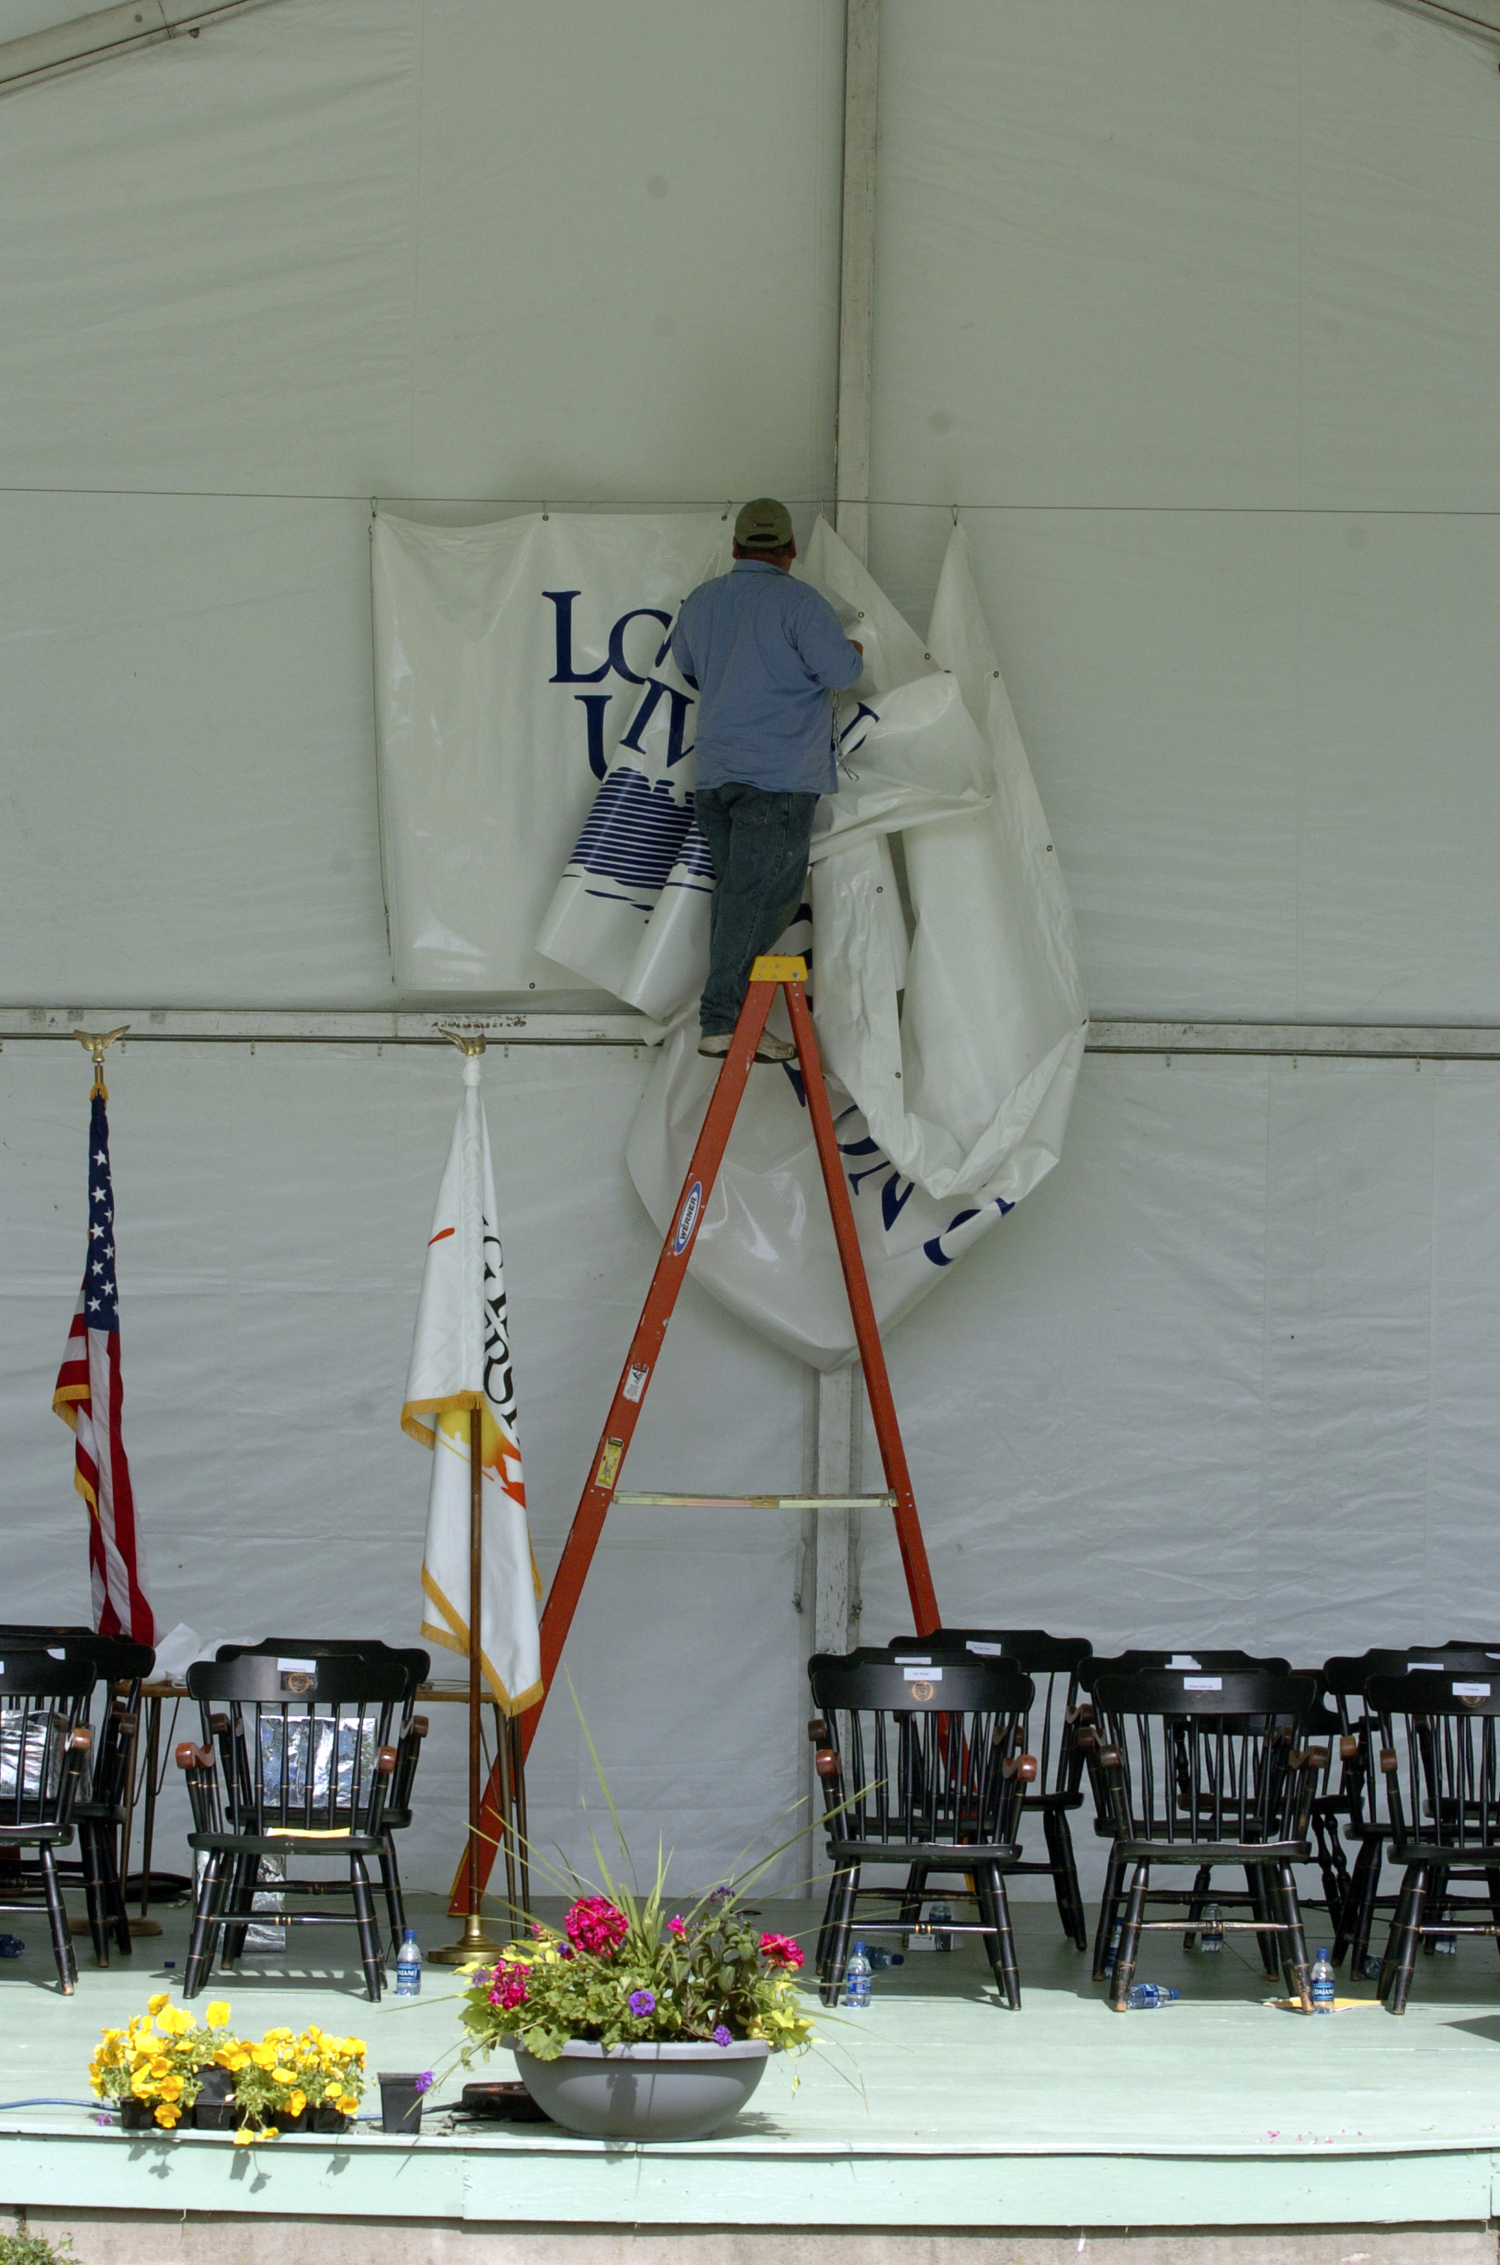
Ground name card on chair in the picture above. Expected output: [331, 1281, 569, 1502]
[1453, 1681, 1491, 1698]
[966, 1642, 1005, 1656]
[1183, 1676, 1222, 1690]
[903, 1665, 942, 1682]
[277, 1656, 318, 1696]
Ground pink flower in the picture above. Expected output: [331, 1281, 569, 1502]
[759, 1932, 804, 1970]
[667, 1915, 687, 1936]
[565, 1895, 630, 1956]
[487, 1960, 530, 2011]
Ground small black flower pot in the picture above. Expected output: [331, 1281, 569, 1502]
[270, 2106, 309, 2134]
[378, 2072, 424, 2135]
[310, 2103, 352, 2133]
[193, 2068, 239, 2130]
[118, 2098, 159, 2132]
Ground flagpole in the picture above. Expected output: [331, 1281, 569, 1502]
[429, 1033, 505, 1967]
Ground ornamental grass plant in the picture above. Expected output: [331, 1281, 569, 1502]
[462, 1892, 812, 2062]
[458, 1688, 819, 2067]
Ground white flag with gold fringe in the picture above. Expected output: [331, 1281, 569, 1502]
[403, 1052, 542, 1715]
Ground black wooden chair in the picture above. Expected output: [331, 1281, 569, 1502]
[1324, 1646, 1498, 1977]
[215, 1639, 429, 1956]
[808, 1651, 1035, 2010]
[1092, 1668, 1322, 2011]
[176, 1653, 409, 2000]
[1366, 1668, 1500, 2013]
[882, 1630, 1092, 1950]
[0, 1624, 153, 1969]
[0, 1650, 97, 1993]
[1077, 1649, 1294, 1978]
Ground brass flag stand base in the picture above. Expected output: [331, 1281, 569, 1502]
[428, 1909, 506, 1966]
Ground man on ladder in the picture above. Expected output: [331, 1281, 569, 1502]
[673, 498, 864, 1064]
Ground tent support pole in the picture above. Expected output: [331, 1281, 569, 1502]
[834, 0, 879, 566]
[811, 0, 883, 1724]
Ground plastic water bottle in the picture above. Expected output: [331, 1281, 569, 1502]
[1125, 1983, 1180, 2009]
[866, 1945, 905, 1970]
[1310, 1947, 1335, 2014]
[1199, 1902, 1224, 1954]
[1433, 1931, 1458, 1956]
[930, 1901, 954, 1953]
[844, 1943, 873, 2009]
[1101, 1918, 1122, 1975]
[395, 1928, 423, 1998]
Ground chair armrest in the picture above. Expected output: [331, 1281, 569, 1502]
[175, 1739, 221, 1832]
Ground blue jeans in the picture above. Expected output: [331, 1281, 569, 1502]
[694, 783, 818, 1035]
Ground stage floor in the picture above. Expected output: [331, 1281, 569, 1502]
[5, 1892, 1500, 2231]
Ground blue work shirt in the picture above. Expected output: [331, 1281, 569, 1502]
[672, 559, 865, 796]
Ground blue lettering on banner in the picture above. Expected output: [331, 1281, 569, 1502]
[608, 608, 672, 686]
[561, 766, 696, 893]
[838, 700, 880, 759]
[673, 1181, 703, 1257]
[545, 591, 698, 777]
[881, 1175, 916, 1232]
[619, 677, 695, 766]
[923, 1196, 1013, 1266]
[544, 591, 610, 684]
[574, 693, 613, 779]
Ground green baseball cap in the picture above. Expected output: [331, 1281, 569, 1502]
[734, 497, 794, 550]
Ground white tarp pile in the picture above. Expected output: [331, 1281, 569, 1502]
[373, 511, 1087, 1366]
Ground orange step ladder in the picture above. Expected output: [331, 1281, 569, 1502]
[451, 953, 941, 1910]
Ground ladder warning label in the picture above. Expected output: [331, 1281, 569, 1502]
[672, 1181, 703, 1255]
[595, 1438, 624, 1490]
[623, 1363, 649, 1402]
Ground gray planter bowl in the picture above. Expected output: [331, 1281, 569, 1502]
[509, 2038, 770, 2140]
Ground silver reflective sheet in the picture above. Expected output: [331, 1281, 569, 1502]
[256, 1714, 377, 1813]
[0, 1710, 67, 1802]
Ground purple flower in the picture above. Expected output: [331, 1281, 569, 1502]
[627, 1989, 656, 2017]
[712, 2025, 733, 2048]
[414, 2072, 434, 2095]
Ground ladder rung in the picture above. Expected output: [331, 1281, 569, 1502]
[610, 1491, 897, 1511]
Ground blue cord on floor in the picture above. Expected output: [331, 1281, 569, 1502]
[0, 2100, 105, 2111]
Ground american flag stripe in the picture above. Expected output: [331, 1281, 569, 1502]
[52, 1088, 153, 1644]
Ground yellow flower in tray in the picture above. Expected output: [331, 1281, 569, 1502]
[93, 1989, 241, 2126]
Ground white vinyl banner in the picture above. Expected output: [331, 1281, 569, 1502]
[373, 510, 1086, 1366]
[625, 521, 1088, 1366]
[372, 510, 731, 994]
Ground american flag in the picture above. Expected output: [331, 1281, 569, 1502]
[52, 1085, 154, 1643]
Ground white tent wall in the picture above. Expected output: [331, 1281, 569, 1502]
[1, 0, 1499, 1898]
[869, 0, 1500, 1018]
